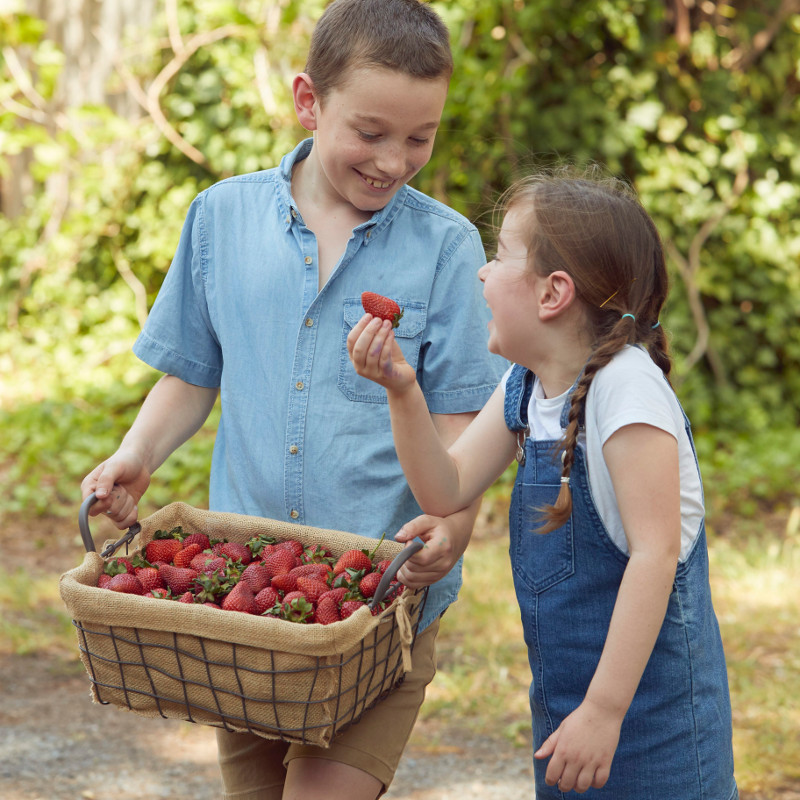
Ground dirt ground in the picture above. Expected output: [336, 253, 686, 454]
[1, 511, 535, 800]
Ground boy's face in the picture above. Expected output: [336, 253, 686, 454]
[302, 67, 449, 213]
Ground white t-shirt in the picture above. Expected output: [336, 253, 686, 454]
[503, 346, 704, 561]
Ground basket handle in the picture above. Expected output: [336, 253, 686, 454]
[368, 536, 425, 610]
[79, 491, 141, 557]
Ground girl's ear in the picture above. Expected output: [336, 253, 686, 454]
[539, 270, 577, 321]
[292, 73, 318, 131]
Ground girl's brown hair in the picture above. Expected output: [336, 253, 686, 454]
[305, 0, 453, 103]
[502, 167, 671, 534]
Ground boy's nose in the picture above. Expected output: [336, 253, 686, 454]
[374, 144, 407, 177]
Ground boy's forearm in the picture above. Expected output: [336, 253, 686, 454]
[120, 375, 218, 473]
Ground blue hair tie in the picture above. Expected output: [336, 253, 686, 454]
[621, 313, 635, 322]
[651, 320, 661, 329]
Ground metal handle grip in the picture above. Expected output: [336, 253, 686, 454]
[368, 536, 424, 609]
[78, 491, 141, 557]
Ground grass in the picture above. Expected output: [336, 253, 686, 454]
[2, 504, 798, 796]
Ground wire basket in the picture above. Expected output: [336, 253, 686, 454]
[59, 499, 427, 747]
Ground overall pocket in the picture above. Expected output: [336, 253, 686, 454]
[510, 481, 575, 593]
[338, 298, 427, 403]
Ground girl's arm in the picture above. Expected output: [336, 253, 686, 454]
[348, 315, 516, 517]
[536, 423, 681, 793]
[80, 375, 219, 528]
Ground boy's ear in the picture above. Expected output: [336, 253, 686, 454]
[292, 73, 318, 131]
[539, 270, 577, 320]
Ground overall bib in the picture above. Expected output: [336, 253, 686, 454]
[504, 364, 737, 800]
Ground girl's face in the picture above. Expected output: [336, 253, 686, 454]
[307, 66, 448, 213]
[478, 206, 540, 363]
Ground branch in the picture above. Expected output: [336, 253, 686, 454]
[722, 0, 800, 71]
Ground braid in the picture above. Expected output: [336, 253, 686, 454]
[537, 320, 637, 534]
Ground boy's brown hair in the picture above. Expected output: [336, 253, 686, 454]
[305, 0, 453, 102]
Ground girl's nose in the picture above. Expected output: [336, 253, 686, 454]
[478, 261, 491, 282]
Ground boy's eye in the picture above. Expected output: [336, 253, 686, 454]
[357, 130, 380, 141]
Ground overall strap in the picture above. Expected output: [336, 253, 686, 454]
[504, 364, 535, 432]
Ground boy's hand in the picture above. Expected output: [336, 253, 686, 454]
[534, 697, 621, 793]
[80, 451, 151, 530]
[393, 514, 461, 588]
[347, 314, 416, 392]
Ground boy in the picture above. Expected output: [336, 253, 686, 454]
[81, 0, 504, 797]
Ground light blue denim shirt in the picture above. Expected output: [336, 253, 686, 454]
[134, 139, 506, 629]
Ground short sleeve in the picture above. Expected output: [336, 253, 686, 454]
[133, 195, 223, 387]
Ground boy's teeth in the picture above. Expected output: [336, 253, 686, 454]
[364, 176, 391, 189]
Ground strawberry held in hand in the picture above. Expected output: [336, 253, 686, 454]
[361, 292, 403, 328]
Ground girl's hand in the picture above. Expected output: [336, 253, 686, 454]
[80, 451, 151, 530]
[393, 514, 462, 588]
[533, 697, 622, 793]
[347, 314, 416, 392]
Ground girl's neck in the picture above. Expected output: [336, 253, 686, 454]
[530, 343, 592, 400]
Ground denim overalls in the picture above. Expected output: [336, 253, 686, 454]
[504, 364, 737, 800]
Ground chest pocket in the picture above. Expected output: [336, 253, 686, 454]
[338, 298, 427, 403]
[510, 479, 575, 593]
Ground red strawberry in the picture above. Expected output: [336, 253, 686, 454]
[270, 572, 298, 594]
[107, 573, 145, 595]
[215, 542, 252, 565]
[158, 564, 198, 595]
[146, 587, 169, 599]
[203, 602, 221, 609]
[221, 581, 256, 614]
[361, 291, 403, 328]
[254, 586, 280, 615]
[190, 552, 224, 574]
[177, 591, 195, 603]
[319, 587, 349, 605]
[296, 577, 329, 604]
[334, 549, 373, 575]
[340, 600, 366, 619]
[105, 557, 135, 575]
[145, 538, 182, 565]
[97, 573, 113, 589]
[135, 567, 165, 593]
[173, 543, 202, 568]
[280, 594, 314, 623]
[263, 549, 297, 578]
[359, 571, 383, 599]
[277, 539, 304, 557]
[241, 562, 271, 594]
[376, 559, 393, 575]
[302, 544, 333, 563]
[290, 563, 332, 581]
[313, 596, 341, 625]
[181, 532, 211, 551]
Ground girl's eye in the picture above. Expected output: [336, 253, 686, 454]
[410, 137, 430, 146]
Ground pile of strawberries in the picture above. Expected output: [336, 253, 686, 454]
[95, 526, 403, 625]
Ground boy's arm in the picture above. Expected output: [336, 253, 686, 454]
[81, 375, 219, 528]
[535, 423, 681, 793]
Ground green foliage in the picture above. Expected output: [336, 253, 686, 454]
[2, 0, 800, 520]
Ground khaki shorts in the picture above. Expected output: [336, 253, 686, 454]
[216, 618, 439, 800]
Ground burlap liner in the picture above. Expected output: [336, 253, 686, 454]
[59, 502, 425, 747]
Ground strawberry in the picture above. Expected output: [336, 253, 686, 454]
[334, 549, 373, 575]
[190, 553, 226, 574]
[221, 581, 256, 614]
[246, 533, 278, 559]
[146, 587, 169, 599]
[158, 564, 198, 595]
[177, 591, 195, 603]
[277, 539, 304, 557]
[280, 594, 314, 623]
[319, 587, 349, 606]
[290, 563, 332, 581]
[145, 538, 182, 565]
[302, 544, 333, 564]
[106, 573, 145, 595]
[340, 599, 366, 619]
[271, 572, 298, 594]
[263, 548, 297, 578]
[215, 541, 252, 565]
[296, 577, 329, 604]
[313, 596, 341, 625]
[241, 562, 271, 594]
[254, 586, 280, 615]
[97, 573, 113, 589]
[376, 559, 393, 575]
[181, 532, 211, 551]
[359, 571, 383, 599]
[135, 567, 165, 593]
[105, 557, 135, 575]
[173, 543, 202, 568]
[361, 291, 403, 328]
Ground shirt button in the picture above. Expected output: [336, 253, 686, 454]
[290, 509, 299, 519]
[289, 445, 298, 454]
[304, 256, 312, 265]
[291, 209, 297, 218]
[284, 215, 290, 224]
[366, 230, 372, 239]
[305, 318, 314, 327]
[295, 381, 304, 390]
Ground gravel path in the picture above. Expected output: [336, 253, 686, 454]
[0, 652, 534, 800]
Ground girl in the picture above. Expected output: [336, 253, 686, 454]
[347, 170, 738, 798]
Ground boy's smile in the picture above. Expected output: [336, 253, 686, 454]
[294, 66, 449, 214]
